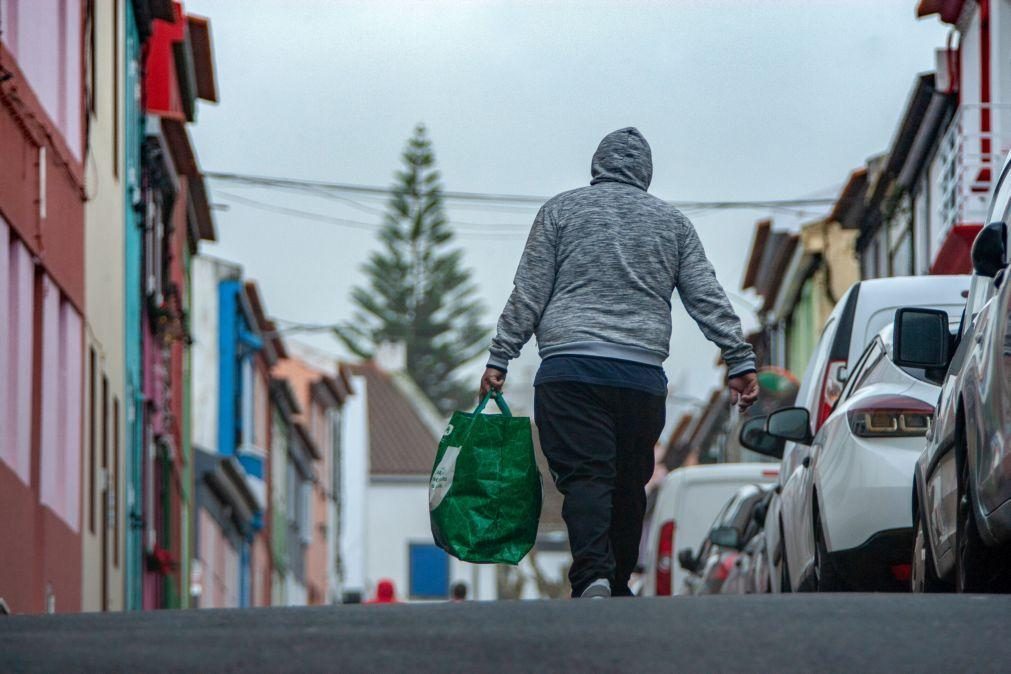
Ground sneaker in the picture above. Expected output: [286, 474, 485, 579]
[580, 578, 611, 599]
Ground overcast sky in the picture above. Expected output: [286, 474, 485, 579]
[185, 0, 949, 422]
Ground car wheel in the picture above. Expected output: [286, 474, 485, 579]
[813, 511, 843, 592]
[956, 450, 1009, 593]
[911, 508, 949, 593]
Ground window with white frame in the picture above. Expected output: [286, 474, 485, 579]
[1, 226, 35, 485]
[38, 276, 84, 532]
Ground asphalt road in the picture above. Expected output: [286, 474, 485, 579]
[3, 594, 1011, 673]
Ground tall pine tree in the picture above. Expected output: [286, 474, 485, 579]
[336, 124, 489, 414]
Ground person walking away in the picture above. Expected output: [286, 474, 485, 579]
[480, 128, 758, 599]
[450, 582, 468, 602]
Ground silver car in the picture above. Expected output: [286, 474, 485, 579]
[909, 150, 1011, 593]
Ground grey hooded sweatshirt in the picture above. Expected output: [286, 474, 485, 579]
[487, 127, 755, 378]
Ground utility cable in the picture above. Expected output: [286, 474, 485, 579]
[214, 191, 537, 239]
[206, 170, 838, 211]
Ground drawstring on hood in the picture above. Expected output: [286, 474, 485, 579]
[590, 127, 653, 192]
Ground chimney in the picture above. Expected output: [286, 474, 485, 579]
[375, 341, 407, 373]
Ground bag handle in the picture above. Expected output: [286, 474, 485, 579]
[472, 390, 512, 418]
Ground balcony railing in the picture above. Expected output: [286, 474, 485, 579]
[936, 103, 1011, 249]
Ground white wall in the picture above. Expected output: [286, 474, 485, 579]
[284, 576, 307, 606]
[914, 171, 932, 275]
[928, 149, 946, 260]
[191, 256, 240, 453]
[993, 0, 1011, 154]
[81, 0, 126, 613]
[365, 482, 428, 600]
[340, 375, 369, 598]
[366, 481, 497, 601]
[961, 8, 982, 122]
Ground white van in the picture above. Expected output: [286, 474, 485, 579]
[640, 463, 779, 596]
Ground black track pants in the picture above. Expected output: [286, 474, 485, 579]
[534, 381, 666, 597]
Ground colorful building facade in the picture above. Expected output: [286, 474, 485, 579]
[130, 0, 217, 610]
[82, 0, 129, 613]
[0, 0, 87, 615]
[191, 257, 287, 608]
[273, 349, 350, 605]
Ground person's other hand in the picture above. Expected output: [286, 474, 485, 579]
[479, 367, 506, 399]
[729, 372, 759, 412]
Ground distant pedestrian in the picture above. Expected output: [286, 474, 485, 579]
[450, 582, 468, 602]
[366, 579, 399, 604]
[480, 128, 757, 599]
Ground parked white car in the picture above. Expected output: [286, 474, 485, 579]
[753, 319, 963, 590]
[639, 463, 778, 596]
[758, 275, 970, 592]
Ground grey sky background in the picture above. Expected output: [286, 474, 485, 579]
[186, 0, 948, 421]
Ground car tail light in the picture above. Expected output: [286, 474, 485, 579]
[816, 360, 847, 428]
[846, 395, 934, 438]
[713, 553, 738, 582]
[761, 469, 779, 478]
[655, 520, 676, 596]
[890, 563, 912, 582]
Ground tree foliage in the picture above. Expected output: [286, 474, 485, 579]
[336, 124, 489, 414]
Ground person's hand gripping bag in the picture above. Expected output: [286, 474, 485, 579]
[429, 391, 541, 565]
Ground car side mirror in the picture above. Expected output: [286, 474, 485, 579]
[766, 407, 813, 445]
[893, 307, 951, 369]
[739, 415, 785, 459]
[709, 526, 742, 550]
[677, 547, 697, 572]
[971, 221, 1007, 278]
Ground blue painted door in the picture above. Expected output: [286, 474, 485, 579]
[409, 544, 450, 599]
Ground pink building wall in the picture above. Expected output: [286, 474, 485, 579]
[0, 0, 84, 159]
[0, 0, 86, 614]
[197, 508, 241, 608]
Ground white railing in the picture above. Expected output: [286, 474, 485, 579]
[936, 103, 1011, 249]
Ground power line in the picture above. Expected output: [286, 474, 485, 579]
[213, 189, 832, 241]
[205, 170, 838, 211]
[284, 185, 541, 229]
[214, 191, 535, 239]
[207, 171, 546, 204]
[215, 192, 383, 232]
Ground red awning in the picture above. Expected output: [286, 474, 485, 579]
[187, 15, 218, 103]
[931, 224, 982, 275]
[916, 0, 966, 24]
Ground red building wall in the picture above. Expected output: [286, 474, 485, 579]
[0, 20, 86, 613]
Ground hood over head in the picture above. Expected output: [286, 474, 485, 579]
[590, 127, 653, 191]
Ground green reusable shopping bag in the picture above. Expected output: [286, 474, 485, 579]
[429, 391, 542, 565]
